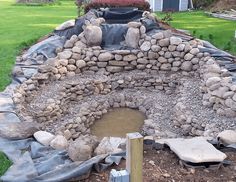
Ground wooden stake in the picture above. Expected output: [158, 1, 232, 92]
[126, 132, 143, 182]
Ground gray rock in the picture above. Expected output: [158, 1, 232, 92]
[59, 59, 68, 66]
[176, 44, 185, 52]
[217, 130, 236, 145]
[233, 93, 236, 101]
[125, 27, 140, 48]
[152, 32, 164, 40]
[115, 54, 122, 61]
[64, 40, 74, 48]
[207, 64, 221, 74]
[68, 136, 98, 161]
[160, 63, 171, 71]
[181, 61, 192, 71]
[223, 91, 235, 99]
[94, 137, 126, 155]
[161, 137, 227, 163]
[170, 36, 182, 45]
[50, 135, 68, 150]
[151, 45, 161, 52]
[140, 25, 146, 34]
[225, 98, 236, 110]
[127, 22, 142, 28]
[106, 66, 123, 73]
[98, 52, 114, 62]
[97, 62, 107, 68]
[34, 131, 55, 146]
[140, 41, 151, 52]
[0, 122, 41, 139]
[158, 38, 170, 47]
[158, 57, 168, 63]
[184, 53, 194, 61]
[84, 25, 102, 46]
[206, 77, 221, 87]
[58, 51, 72, 59]
[123, 54, 137, 62]
[137, 58, 148, 64]
[190, 48, 200, 55]
[211, 87, 229, 98]
[109, 61, 128, 66]
[76, 60, 86, 68]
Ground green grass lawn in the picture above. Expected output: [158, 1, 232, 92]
[0, 0, 77, 176]
[0, 152, 12, 176]
[156, 11, 236, 55]
[0, 0, 77, 91]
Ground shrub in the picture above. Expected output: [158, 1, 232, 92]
[161, 11, 173, 24]
[192, 0, 217, 9]
[82, 0, 150, 13]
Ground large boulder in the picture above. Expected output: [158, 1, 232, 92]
[50, 135, 68, 150]
[125, 27, 140, 49]
[84, 25, 102, 47]
[94, 137, 126, 155]
[68, 135, 98, 161]
[0, 122, 41, 140]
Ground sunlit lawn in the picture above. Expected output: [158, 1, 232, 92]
[0, 0, 77, 176]
[156, 11, 236, 55]
[0, 0, 77, 91]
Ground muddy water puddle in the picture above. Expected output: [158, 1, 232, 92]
[91, 108, 146, 139]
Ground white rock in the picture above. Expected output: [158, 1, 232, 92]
[190, 48, 200, 55]
[50, 135, 68, 150]
[152, 32, 164, 40]
[140, 41, 151, 52]
[217, 130, 236, 145]
[98, 52, 114, 61]
[34, 131, 55, 146]
[170, 36, 182, 45]
[55, 19, 75, 31]
[184, 53, 194, 61]
[162, 137, 227, 163]
[125, 27, 140, 48]
[76, 60, 86, 68]
[94, 137, 126, 155]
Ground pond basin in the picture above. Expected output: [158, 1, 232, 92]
[91, 108, 146, 139]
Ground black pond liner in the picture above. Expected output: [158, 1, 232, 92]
[180, 160, 232, 169]
[54, 8, 161, 50]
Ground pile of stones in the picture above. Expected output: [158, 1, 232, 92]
[10, 16, 236, 162]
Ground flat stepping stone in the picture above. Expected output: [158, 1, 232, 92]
[161, 137, 227, 163]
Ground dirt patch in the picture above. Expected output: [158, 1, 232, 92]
[82, 148, 236, 182]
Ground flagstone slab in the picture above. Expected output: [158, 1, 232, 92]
[162, 137, 227, 163]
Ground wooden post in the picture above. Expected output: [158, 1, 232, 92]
[126, 132, 143, 182]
